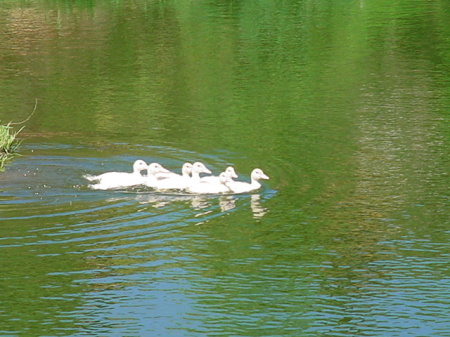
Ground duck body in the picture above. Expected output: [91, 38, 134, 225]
[142, 163, 172, 188]
[187, 172, 232, 194]
[226, 168, 269, 193]
[200, 166, 238, 183]
[189, 162, 212, 184]
[154, 163, 193, 190]
[155, 162, 192, 180]
[85, 159, 148, 190]
[154, 176, 191, 190]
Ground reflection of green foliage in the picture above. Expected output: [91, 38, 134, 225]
[0, 123, 23, 171]
[0, 222, 93, 336]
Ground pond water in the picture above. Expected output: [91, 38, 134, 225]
[0, 0, 449, 336]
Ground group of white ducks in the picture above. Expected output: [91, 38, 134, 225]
[83, 160, 269, 194]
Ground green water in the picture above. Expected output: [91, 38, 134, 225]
[0, 0, 449, 336]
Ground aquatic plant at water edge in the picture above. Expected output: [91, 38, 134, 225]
[0, 100, 37, 171]
[0, 123, 23, 171]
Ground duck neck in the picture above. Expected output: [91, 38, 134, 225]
[146, 172, 158, 181]
[223, 182, 233, 192]
[191, 171, 202, 182]
[250, 178, 261, 188]
[134, 169, 145, 176]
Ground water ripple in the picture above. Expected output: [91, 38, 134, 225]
[1, 143, 274, 260]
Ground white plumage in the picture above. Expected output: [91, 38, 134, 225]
[200, 166, 238, 183]
[189, 162, 212, 184]
[154, 162, 193, 190]
[226, 168, 269, 193]
[84, 158, 270, 195]
[142, 163, 172, 188]
[84, 159, 148, 190]
[187, 172, 232, 194]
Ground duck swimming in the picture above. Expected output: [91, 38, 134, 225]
[190, 162, 212, 184]
[226, 168, 269, 193]
[155, 162, 192, 180]
[84, 157, 270, 195]
[84, 159, 148, 190]
[186, 172, 232, 194]
[201, 166, 238, 183]
[154, 162, 193, 190]
[142, 163, 172, 188]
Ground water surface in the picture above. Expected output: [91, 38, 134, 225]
[0, 0, 449, 336]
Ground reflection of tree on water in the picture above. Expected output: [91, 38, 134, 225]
[133, 192, 268, 220]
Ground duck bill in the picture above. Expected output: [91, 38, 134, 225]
[261, 174, 269, 180]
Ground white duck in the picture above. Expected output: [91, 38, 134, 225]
[226, 168, 269, 193]
[154, 162, 193, 190]
[84, 159, 148, 190]
[142, 163, 172, 188]
[189, 162, 212, 184]
[187, 172, 232, 194]
[155, 162, 192, 180]
[201, 166, 238, 183]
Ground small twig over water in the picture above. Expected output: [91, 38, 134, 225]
[10, 99, 38, 126]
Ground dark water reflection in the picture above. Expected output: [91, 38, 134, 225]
[1, 0, 449, 336]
